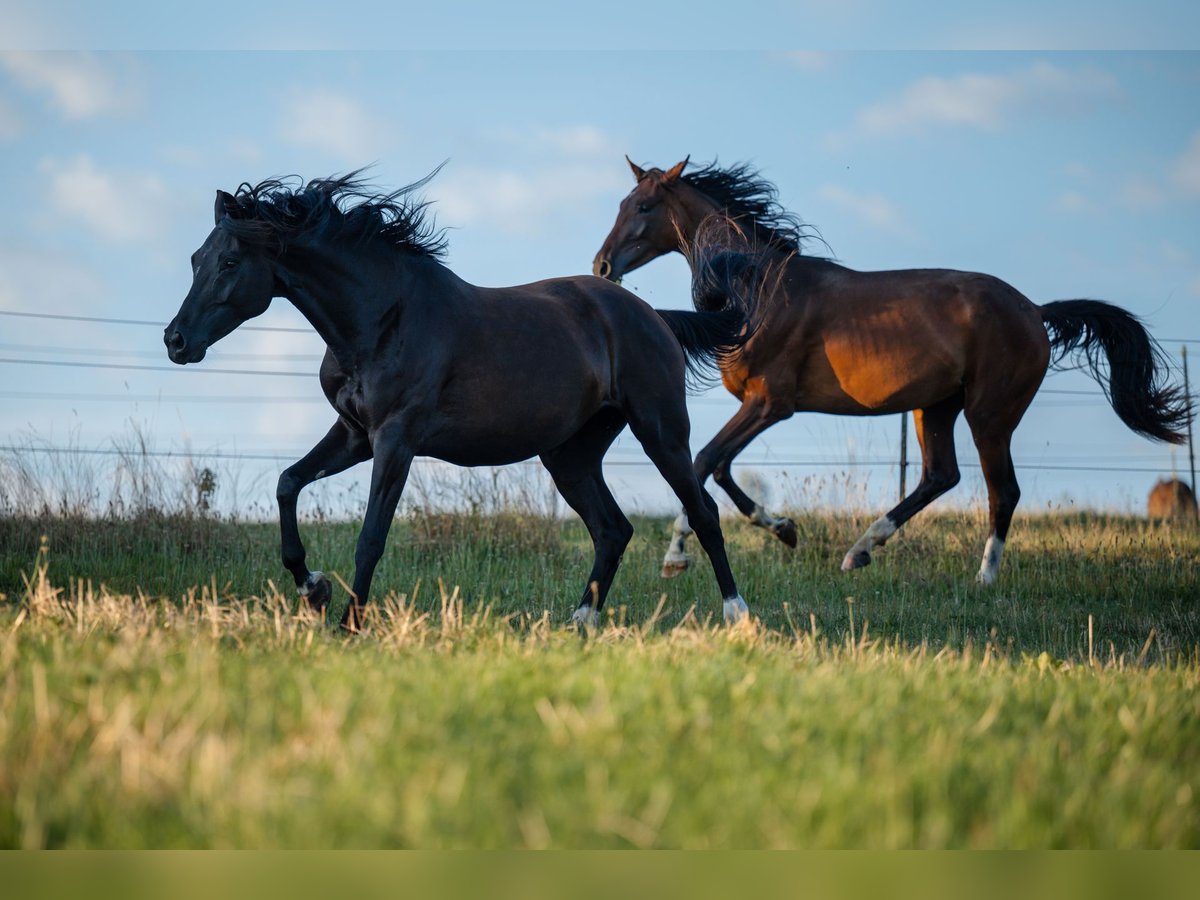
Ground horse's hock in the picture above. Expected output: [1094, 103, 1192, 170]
[1147, 478, 1199, 524]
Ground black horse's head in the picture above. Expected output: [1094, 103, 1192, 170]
[164, 191, 275, 364]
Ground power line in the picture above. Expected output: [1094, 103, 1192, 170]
[0, 390, 324, 403]
[0, 309, 311, 334]
[0, 358, 314, 377]
[3, 307, 1197, 345]
[0, 358, 1134, 402]
[0, 342, 323, 362]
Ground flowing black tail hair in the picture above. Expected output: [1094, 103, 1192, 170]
[1041, 299, 1191, 444]
[653, 216, 779, 391]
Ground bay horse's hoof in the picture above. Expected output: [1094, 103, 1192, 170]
[841, 550, 872, 571]
[299, 571, 332, 611]
[661, 558, 690, 579]
[773, 518, 798, 548]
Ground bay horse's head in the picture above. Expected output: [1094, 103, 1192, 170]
[593, 156, 705, 283]
[164, 191, 275, 364]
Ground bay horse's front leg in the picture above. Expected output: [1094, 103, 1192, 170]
[278, 419, 372, 611]
[343, 424, 414, 629]
[663, 396, 792, 578]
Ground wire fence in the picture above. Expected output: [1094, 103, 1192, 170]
[2, 306, 1196, 480]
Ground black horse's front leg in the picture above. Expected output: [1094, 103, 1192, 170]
[277, 419, 372, 611]
[342, 424, 414, 628]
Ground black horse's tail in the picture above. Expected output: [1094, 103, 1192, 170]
[654, 305, 747, 391]
[1040, 299, 1191, 444]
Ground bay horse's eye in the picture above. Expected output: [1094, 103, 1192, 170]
[637, 203, 653, 214]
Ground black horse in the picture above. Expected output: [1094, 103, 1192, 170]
[165, 173, 753, 627]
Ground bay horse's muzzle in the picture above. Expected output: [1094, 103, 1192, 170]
[592, 257, 621, 284]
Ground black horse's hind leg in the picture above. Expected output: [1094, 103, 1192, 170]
[539, 408, 632, 629]
[277, 418, 372, 611]
[344, 423, 414, 628]
[626, 402, 747, 623]
[664, 395, 793, 578]
[842, 395, 963, 571]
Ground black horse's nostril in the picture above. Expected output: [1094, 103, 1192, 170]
[166, 330, 186, 354]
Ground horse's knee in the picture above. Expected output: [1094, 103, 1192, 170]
[277, 468, 301, 503]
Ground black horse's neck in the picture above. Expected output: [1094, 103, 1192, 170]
[273, 240, 437, 372]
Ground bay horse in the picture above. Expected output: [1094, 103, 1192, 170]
[164, 172, 753, 627]
[593, 157, 1191, 584]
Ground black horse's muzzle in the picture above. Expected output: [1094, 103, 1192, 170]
[164, 327, 206, 364]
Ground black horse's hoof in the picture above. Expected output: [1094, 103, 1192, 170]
[841, 550, 872, 571]
[300, 571, 332, 611]
[773, 517, 798, 548]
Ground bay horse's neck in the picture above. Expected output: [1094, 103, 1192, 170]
[673, 186, 793, 270]
[274, 241, 444, 371]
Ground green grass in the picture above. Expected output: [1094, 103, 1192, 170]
[0, 509, 1197, 847]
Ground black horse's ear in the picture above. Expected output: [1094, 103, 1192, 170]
[664, 157, 689, 181]
[214, 189, 240, 224]
[626, 155, 648, 182]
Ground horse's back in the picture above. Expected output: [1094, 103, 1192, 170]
[749, 260, 1050, 414]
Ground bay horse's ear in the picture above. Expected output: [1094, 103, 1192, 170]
[626, 155, 648, 182]
[664, 157, 690, 182]
[214, 189, 240, 224]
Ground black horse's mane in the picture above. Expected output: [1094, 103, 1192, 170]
[222, 168, 448, 259]
[681, 161, 825, 256]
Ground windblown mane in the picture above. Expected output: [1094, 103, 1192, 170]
[681, 161, 824, 255]
[222, 168, 448, 259]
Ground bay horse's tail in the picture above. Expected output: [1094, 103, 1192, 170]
[1040, 299, 1191, 443]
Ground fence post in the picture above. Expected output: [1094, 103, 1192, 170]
[899, 411, 909, 502]
[1185, 345, 1196, 493]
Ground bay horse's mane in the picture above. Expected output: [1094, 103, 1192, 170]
[681, 160, 825, 256]
[223, 168, 448, 259]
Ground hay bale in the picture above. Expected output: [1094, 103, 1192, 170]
[1148, 478, 1199, 524]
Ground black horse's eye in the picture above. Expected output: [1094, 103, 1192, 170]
[221, 257, 238, 270]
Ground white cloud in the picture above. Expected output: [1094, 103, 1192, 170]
[848, 62, 1118, 138]
[0, 51, 138, 120]
[0, 243, 103, 315]
[41, 155, 175, 243]
[1118, 176, 1167, 211]
[1053, 191, 1094, 214]
[1171, 130, 1200, 195]
[817, 184, 904, 233]
[279, 88, 390, 164]
[431, 123, 624, 235]
[433, 163, 624, 235]
[0, 95, 20, 140]
[783, 51, 833, 71]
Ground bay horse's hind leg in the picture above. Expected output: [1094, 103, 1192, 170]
[626, 401, 748, 623]
[538, 407, 633, 629]
[842, 395, 963, 571]
[963, 371, 1040, 584]
[663, 395, 793, 578]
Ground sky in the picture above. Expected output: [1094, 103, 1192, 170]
[1, 4, 1199, 519]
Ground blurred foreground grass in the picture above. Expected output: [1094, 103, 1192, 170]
[0, 511, 1196, 847]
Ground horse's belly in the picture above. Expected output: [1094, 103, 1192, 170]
[815, 342, 962, 413]
[415, 392, 603, 467]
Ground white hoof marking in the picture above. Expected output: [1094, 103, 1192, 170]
[749, 504, 786, 530]
[723, 594, 750, 624]
[572, 605, 599, 629]
[976, 536, 1004, 585]
[298, 571, 326, 597]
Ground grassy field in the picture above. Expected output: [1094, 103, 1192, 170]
[0, 508, 1197, 847]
